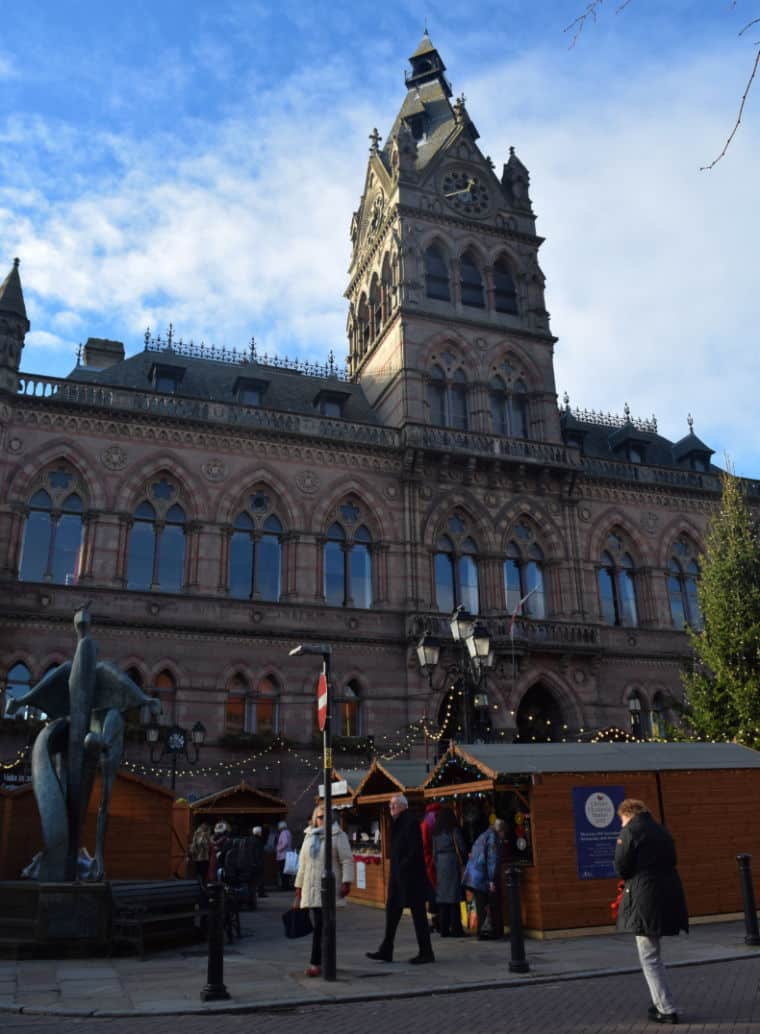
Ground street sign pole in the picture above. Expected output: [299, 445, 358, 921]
[320, 652, 336, 981]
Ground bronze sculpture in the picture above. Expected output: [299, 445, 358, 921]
[8, 606, 160, 881]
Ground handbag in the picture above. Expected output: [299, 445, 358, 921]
[283, 849, 299, 876]
[282, 907, 313, 939]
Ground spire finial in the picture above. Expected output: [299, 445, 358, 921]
[687, 413, 694, 433]
[369, 128, 381, 153]
[13, 257, 20, 269]
[249, 336, 257, 363]
[624, 401, 631, 422]
[76, 343, 82, 367]
[509, 145, 515, 157]
[562, 391, 570, 410]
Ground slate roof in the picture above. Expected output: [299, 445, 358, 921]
[381, 76, 458, 174]
[0, 258, 28, 321]
[66, 347, 381, 425]
[442, 742, 760, 776]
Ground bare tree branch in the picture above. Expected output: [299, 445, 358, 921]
[700, 43, 760, 170]
[564, 0, 633, 49]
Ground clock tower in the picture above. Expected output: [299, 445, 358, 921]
[346, 33, 562, 445]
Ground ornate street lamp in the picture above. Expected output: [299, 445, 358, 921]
[145, 719, 206, 792]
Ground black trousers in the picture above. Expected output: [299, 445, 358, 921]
[379, 894, 433, 958]
[439, 901, 464, 936]
[309, 907, 323, 966]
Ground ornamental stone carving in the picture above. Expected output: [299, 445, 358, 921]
[295, 469, 321, 495]
[7, 436, 23, 453]
[201, 458, 227, 483]
[101, 444, 127, 470]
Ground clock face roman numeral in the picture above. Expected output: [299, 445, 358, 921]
[441, 169, 489, 214]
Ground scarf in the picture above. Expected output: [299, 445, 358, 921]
[309, 825, 325, 859]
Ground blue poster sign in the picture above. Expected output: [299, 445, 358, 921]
[571, 785, 625, 880]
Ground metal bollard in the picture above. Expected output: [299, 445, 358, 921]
[200, 881, 231, 1001]
[506, 865, 530, 973]
[736, 854, 760, 946]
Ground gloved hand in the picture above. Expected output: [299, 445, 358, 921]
[292, 887, 302, 909]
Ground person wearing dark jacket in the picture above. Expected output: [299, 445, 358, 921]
[366, 794, 435, 964]
[614, 798, 688, 1025]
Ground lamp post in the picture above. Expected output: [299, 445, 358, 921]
[145, 719, 206, 792]
[289, 642, 337, 982]
[417, 607, 494, 746]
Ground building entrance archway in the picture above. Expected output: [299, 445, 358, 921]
[515, 684, 564, 743]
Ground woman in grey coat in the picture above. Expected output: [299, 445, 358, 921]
[432, 807, 466, 937]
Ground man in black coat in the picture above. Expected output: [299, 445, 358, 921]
[366, 793, 435, 964]
[615, 798, 689, 1025]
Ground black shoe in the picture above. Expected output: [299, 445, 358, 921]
[648, 1006, 679, 1025]
[409, 952, 435, 964]
[366, 950, 393, 962]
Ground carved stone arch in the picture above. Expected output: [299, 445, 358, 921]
[455, 237, 488, 266]
[586, 508, 653, 566]
[36, 652, 69, 680]
[309, 476, 390, 541]
[252, 665, 285, 692]
[6, 438, 105, 510]
[421, 331, 479, 376]
[118, 657, 150, 687]
[487, 242, 521, 270]
[0, 651, 36, 682]
[333, 668, 369, 696]
[215, 466, 301, 529]
[497, 500, 566, 559]
[656, 516, 705, 568]
[418, 230, 453, 259]
[486, 341, 542, 391]
[216, 662, 257, 693]
[115, 453, 206, 520]
[623, 682, 651, 709]
[512, 667, 584, 733]
[149, 658, 187, 690]
[420, 491, 496, 553]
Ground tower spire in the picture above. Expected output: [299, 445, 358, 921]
[0, 257, 28, 322]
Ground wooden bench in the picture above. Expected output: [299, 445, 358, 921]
[109, 880, 207, 959]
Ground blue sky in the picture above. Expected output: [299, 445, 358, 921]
[2, 1, 759, 475]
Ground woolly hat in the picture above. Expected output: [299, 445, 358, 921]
[213, 821, 230, 835]
[252, 825, 263, 836]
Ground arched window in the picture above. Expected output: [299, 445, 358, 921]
[628, 690, 650, 738]
[427, 363, 469, 430]
[228, 492, 283, 601]
[459, 250, 484, 308]
[493, 256, 518, 314]
[381, 254, 393, 321]
[324, 505, 374, 608]
[18, 466, 84, 585]
[504, 523, 546, 619]
[127, 477, 186, 592]
[336, 681, 361, 736]
[153, 669, 176, 724]
[434, 514, 480, 614]
[370, 276, 382, 339]
[425, 244, 450, 301]
[357, 294, 370, 354]
[667, 539, 702, 630]
[225, 674, 248, 734]
[651, 691, 669, 738]
[248, 676, 279, 735]
[489, 375, 528, 438]
[597, 532, 638, 626]
[3, 661, 33, 719]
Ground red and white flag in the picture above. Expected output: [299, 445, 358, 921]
[509, 586, 538, 640]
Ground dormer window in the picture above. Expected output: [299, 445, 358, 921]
[150, 363, 184, 395]
[314, 388, 350, 419]
[234, 377, 268, 407]
[628, 444, 645, 465]
[406, 113, 425, 141]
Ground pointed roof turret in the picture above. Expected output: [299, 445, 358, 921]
[405, 31, 452, 96]
[0, 258, 28, 322]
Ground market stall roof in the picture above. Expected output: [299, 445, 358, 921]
[324, 767, 370, 809]
[423, 742, 760, 796]
[355, 758, 429, 803]
[189, 780, 287, 815]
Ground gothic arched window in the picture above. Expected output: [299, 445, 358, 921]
[336, 681, 362, 736]
[489, 375, 528, 438]
[651, 691, 669, 738]
[369, 275, 382, 338]
[324, 504, 374, 608]
[667, 539, 702, 630]
[628, 690, 650, 738]
[3, 661, 32, 719]
[504, 523, 546, 618]
[427, 363, 469, 430]
[248, 676, 279, 735]
[228, 491, 283, 601]
[153, 669, 177, 724]
[425, 244, 450, 301]
[127, 477, 186, 592]
[357, 294, 370, 354]
[18, 466, 84, 585]
[225, 674, 248, 734]
[434, 514, 480, 615]
[598, 532, 639, 627]
[459, 250, 484, 308]
[493, 256, 519, 314]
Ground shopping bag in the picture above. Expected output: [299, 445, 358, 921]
[282, 908, 313, 938]
[283, 849, 299, 875]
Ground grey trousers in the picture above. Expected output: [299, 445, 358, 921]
[636, 935, 677, 1015]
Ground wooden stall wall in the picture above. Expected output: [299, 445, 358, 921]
[172, 801, 192, 879]
[528, 771, 660, 934]
[0, 772, 175, 880]
[660, 768, 760, 917]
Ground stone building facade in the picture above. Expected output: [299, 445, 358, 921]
[1, 36, 755, 811]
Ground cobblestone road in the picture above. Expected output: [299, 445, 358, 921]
[2, 959, 759, 1034]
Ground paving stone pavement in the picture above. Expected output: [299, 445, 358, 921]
[0, 892, 758, 1021]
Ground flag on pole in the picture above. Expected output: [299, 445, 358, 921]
[509, 586, 539, 640]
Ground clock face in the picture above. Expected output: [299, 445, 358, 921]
[442, 169, 490, 215]
[167, 729, 186, 752]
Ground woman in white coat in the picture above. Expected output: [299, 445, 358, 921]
[293, 804, 354, 976]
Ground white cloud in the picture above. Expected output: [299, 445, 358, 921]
[0, 53, 15, 79]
